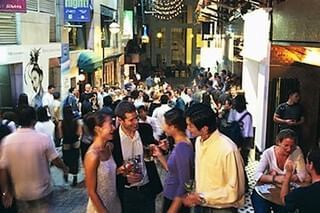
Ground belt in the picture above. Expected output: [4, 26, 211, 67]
[124, 184, 146, 191]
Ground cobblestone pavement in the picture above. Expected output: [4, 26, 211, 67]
[49, 151, 257, 213]
[49, 158, 166, 213]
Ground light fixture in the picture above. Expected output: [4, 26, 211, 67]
[156, 32, 163, 39]
[109, 22, 120, 34]
[152, 0, 184, 20]
[79, 73, 86, 82]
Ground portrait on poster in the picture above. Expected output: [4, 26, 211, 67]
[24, 48, 44, 108]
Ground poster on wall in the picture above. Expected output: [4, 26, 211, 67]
[0, 0, 26, 13]
[64, 0, 92, 22]
[24, 48, 45, 109]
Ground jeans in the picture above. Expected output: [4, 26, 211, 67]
[251, 189, 287, 213]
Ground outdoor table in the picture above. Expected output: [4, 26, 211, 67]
[255, 182, 310, 206]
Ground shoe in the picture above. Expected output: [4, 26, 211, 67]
[72, 176, 78, 186]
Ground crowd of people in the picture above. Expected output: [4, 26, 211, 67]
[0, 69, 319, 213]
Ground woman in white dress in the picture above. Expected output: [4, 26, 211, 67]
[84, 110, 121, 213]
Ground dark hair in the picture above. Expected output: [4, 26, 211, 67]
[288, 88, 300, 98]
[307, 148, 320, 175]
[53, 92, 60, 99]
[143, 93, 150, 102]
[84, 111, 113, 136]
[17, 93, 29, 107]
[62, 106, 78, 137]
[114, 100, 136, 119]
[276, 129, 297, 144]
[36, 107, 50, 122]
[185, 103, 217, 133]
[2, 111, 17, 123]
[69, 87, 75, 93]
[202, 92, 212, 107]
[137, 105, 147, 112]
[18, 106, 36, 127]
[165, 91, 172, 97]
[48, 84, 55, 90]
[103, 95, 113, 107]
[164, 108, 186, 132]
[160, 95, 169, 104]
[233, 94, 247, 113]
[63, 105, 74, 121]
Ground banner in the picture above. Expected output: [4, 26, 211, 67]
[0, 0, 26, 13]
[64, 0, 92, 22]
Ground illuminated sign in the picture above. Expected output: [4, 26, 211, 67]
[64, 0, 92, 22]
[0, 0, 26, 13]
[123, 10, 133, 39]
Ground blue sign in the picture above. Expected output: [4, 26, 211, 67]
[64, 0, 92, 22]
[61, 43, 70, 73]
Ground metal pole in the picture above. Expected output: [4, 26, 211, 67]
[102, 29, 105, 83]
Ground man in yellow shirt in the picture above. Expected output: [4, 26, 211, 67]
[183, 103, 245, 213]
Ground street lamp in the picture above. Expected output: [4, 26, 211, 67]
[101, 28, 106, 82]
[109, 21, 120, 34]
[156, 32, 162, 48]
[101, 21, 120, 84]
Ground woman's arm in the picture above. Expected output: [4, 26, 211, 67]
[84, 152, 108, 213]
[152, 145, 168, 171]
[255, 149, 273, 183]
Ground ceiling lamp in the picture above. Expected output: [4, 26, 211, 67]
[152, 0, 184, 20]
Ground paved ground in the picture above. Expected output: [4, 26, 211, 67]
[49, 158, 167, 213]
[49, 148, 257, 213]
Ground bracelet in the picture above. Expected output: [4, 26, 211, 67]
[272, 175, 276, 184]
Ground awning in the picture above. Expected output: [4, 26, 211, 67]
[77, 51, 102, 73]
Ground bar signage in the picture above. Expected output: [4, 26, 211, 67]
[0, 0, 26, 13]
[64, 0, 92, 22]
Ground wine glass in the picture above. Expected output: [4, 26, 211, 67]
[184, 179, 195, 193]
[143, 145, 154, 162]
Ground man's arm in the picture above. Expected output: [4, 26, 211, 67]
[0, 168, 13, 208]
[51, 157, 69, 174]
[280, 162, 294, 204]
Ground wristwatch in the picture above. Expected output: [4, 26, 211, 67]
[199, 193, 206, 205]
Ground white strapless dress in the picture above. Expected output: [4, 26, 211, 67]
[86, 156, 121, 213]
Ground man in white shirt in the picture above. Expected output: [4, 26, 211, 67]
[112, 101, 162, 213]
[183, 103, 245, 212]
[42, 84, 55, 117]
[152, 94, 171, 134]
[0, 106, 68, 212]
[137, 105, 161, 141]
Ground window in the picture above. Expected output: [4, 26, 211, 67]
[27, 0, 55, 14]
[171, 28, 186, 64]
[27, 0, 38, 11]
[68, 24, 88, 50]
[0, 65, 12, 108]
[0, 13, 17, 45]
[40, 0, 55, 15]
[49, 16, 56, 42]
[100, 5, 117, 48]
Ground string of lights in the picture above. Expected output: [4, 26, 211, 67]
[152, 0, 184, 20]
